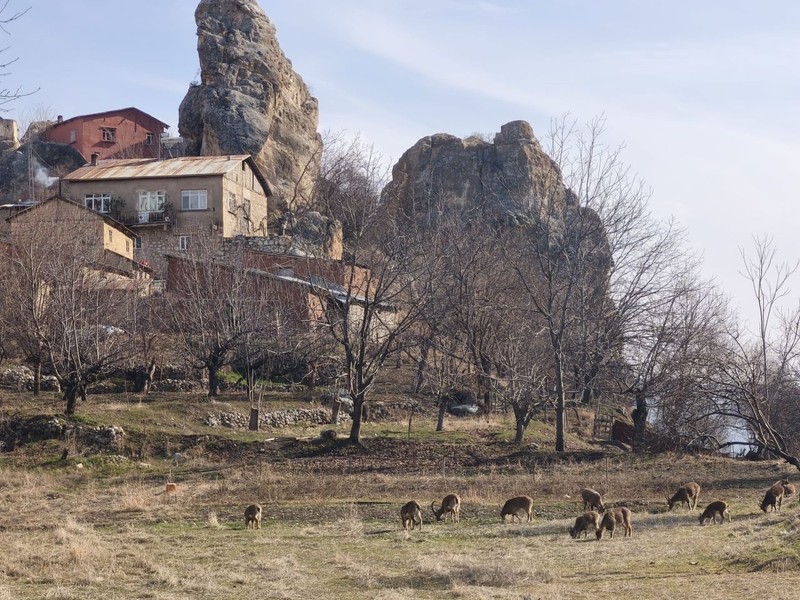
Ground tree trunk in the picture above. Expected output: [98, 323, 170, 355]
[135, 357, 157, 395]
[63, 381, 79, 415]
[208, 366, 220, 397]
[632, 390, 648, 452]
[436, 397, 447, 432]
[32, 358, 42, 396]
[349, 395, 365, 444]
[413, 340, 430, 394]
[330, 399, 341, 425]
[554, 356, 567, 452]
[249, 407, 259, 431]
[514, 414, 526, 443]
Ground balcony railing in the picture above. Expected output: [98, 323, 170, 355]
[123, 211, 170, 226]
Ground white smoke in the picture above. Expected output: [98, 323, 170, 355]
[32, 157, 58, 187]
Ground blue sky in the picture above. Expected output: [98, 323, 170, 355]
[4, 0, 800, 323]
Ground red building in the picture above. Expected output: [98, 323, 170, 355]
[41, 107, 169, 162]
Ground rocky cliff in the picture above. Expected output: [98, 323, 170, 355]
[383, 120, 572, 226]
[179, 0, 321, 217]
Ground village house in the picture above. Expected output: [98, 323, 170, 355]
[5, 195, 152, 291]
[62, 154, 274, 278]
[39, 108, 169, 161]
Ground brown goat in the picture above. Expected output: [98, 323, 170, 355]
[667, 482, 701, 511]
[580, 488, 606, 512]
[597, 507, 633, 540]
[699, 501, 731, 525]
[500, 496, 534, 523]
[401, 501, 423, 531]
[778, 479, 796, 499]
[431, 494, 461, 523]
[760, 483, 784, 513]
[244, 504, 262, 529]
[570, 511, 601, 539]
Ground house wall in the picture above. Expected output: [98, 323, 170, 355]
[64, 161, 270, 279]
[8, 198, 135, 262]
[102, 222, 134, 260]
[43, 109, 166, 160]
[242, 251, 371, 297]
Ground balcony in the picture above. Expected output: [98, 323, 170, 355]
[123, 211, 171, 227]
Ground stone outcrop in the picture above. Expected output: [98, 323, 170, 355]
[0, 141, 85, 201]
[383, 120, 572, 226]
[179, 0, 321, 217]
[289, 211, 343, 260]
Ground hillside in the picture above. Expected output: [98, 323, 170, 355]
[0, 389, 798, 599]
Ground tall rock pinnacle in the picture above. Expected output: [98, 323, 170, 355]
[179, 0, 321, 216]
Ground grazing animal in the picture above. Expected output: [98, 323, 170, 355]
[761, 483, 784, 513]
[667, 482, 701, 511]
[431, 494, 461, 523]
[580, 488, 606, 512]
[597, 507, 633, 540]
[570, 511, 601, 539]
[401, 501, 423, 531]
[244, 504, 262, 529]
[500, 496, 534, 523]
[699, 501, 731, 525]
[778, 479, 796, 499]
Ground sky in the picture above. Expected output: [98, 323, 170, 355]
[3, 0, 800, 326]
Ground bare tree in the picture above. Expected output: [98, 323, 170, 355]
[309, 136, 436, 443]
[2, 216, 140, 414]
[505, 116, 693, 451]
[0, 2, 34, 110]
[706, 237, 800, 468]
[163, 241, 280, 398]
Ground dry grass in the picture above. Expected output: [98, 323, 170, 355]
[0, 457, 798, 599]
[1, 391, 800, 598]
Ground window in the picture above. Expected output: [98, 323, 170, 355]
[108, 229, 113, 242]
[85, 193, 111, 213]
[178, 235, 191, 251]
[181, 189, 207, 210]
[145, 132, 155, 145]
[228, 192, 237, 213]
[69, 129, 77, 143]
[133, 236, 142, 250]
[137, 191, 166, 222]
[101, 127, 116, 142]
[125, 240, 130, 253]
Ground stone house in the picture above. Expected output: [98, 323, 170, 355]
[62, 155, 272, 278]
[39, 108, 168, 161]
[5, 195, 152, 291]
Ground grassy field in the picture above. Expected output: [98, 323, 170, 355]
[1, 391, 799, 599]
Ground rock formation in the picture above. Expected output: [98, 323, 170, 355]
[383, 120, 572, 226]
[0, 141, 85, 201]
[179, 0, 321, 218]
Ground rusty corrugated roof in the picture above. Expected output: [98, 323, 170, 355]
[64, 155, 253, 181]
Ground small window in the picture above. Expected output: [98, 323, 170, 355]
[133, 236, 142, 250]
[85, 193, 111, 213]
[101, 127, 116, 142]
[178, 235, 191, 251]
[69, 129, 77, 143]
[108, 229, 113, 242]
[145, 132, 155, 145]
[228, 192, 237, 213]
[125, 240, 130, 252]
[181, 189, 208, 211]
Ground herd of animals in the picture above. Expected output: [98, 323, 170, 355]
[236, 478, 796, 535]
[391, 478, 797, 540]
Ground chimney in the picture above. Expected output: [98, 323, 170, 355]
[90, 153, 99, 166]
[57, 115, 63, 123]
